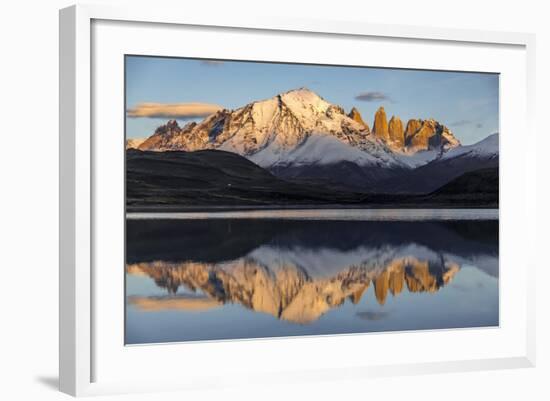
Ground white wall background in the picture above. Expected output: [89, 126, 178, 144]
[0, 0, 548, 400]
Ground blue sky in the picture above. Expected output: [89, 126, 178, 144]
[126, 56, 499, 145]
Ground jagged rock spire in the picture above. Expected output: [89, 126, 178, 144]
[348, 107, 369, 130]
[404, 119, 460, 152]
[372, 106, 389, 141]
[388, 116, 404, 148]
[405, 119, 422, 141]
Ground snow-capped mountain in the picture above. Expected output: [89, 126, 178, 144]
[393, 131, 494, 170]
[137, 88, 461, 169]
[441, 133, 498, 161]
[132, 88, 498, 194]
[376, 133, 499, 194]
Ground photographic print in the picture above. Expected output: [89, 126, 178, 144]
[125, 56, 499, 344]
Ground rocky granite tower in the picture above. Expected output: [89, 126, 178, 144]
[404, 119, 421, 143]
[388, 116, 405, 149]
[348, 107, 369, 131]
[372, 106, 389, 141]
[404, 119, 460, 152]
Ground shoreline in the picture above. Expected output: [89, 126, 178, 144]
[126, 207, 499, 221]
[126, 203, 499, 214]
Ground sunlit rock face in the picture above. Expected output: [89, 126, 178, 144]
[404, 119, 460, 152]
[138, 88, 373, 158]
[372, 106, 389, 142]
[127, 253, 460, 324]
[405, 119, 423, 143]
[369, 108, 460, 154]
[348, 107, 370, 131]
[388, 116, 405, 149]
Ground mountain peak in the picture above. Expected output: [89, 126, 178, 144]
[279, 87, 321, 101]
[281, 86, 316, 96]
[152, 119, 181, 135]
[137, 90, 464, 169]
[372, 107, 389, 141]
[278, 87, 327, 110]
[404, 119, 460, 152]
[388, 116, 404, 148]
[348, 107, 369, 129]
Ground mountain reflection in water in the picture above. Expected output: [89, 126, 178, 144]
[127, 256, 460, 323]
[126, 218, 498, 343]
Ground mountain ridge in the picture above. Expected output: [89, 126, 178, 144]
[136, 88, 464, 168]
[126, 147, 498, 207]
[128, 88, 497, 199]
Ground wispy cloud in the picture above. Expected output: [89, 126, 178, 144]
[354, 91, 392, 102]
[127, 102, 222, 119]
[450, 119, 484, 129]
[200, 60, 225, 66]
[450, 119, 472, 126]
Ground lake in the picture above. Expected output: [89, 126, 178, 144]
[125, 209, 499, 344]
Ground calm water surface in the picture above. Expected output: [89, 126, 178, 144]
[125, 209, 498, 344]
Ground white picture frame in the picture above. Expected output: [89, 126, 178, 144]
[59, 4, 536, 397]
